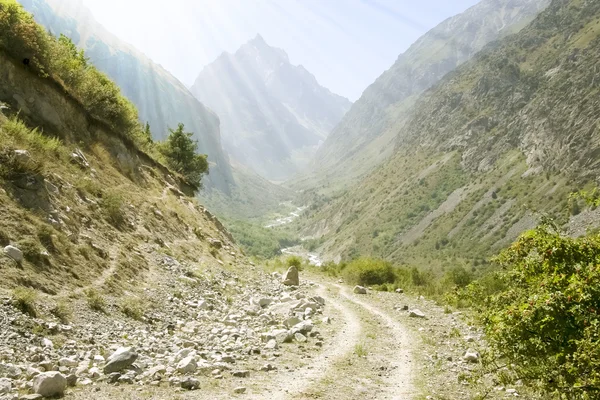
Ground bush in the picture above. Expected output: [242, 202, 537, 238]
[12, 287, 38, 317]
[119, 297, 146, 321]
[482, 222, 600, 397]
[84, 288, 106, 312]
[286, 256, 302, 269]
[102, 190, 125, 227]
[159, 123, 208, 189]
[342, 258, 395, 286]
[50, 300, 72, 323]
[18, 237, 47, 266]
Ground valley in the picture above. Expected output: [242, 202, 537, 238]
[1, 0, 600, 398]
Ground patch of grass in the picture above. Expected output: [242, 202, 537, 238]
[102, 190, 126, 227]
[119, 296, 146, 321]
[12, 287, 38, 317]
[84, 288, 106, 312]
[18, 238, 47, 266]
[354, 343, 368, 358]
[50, 300, 72, 323]
[0, 229, 10, 246]
[36, 224, 56, 253]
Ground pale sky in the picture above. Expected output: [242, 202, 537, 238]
[79, 0, 480, 101]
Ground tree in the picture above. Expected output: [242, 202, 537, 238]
[142, 122, 152, 143]
[160, 123, 209, 189]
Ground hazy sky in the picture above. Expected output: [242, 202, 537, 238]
[79, 0, 480, 101]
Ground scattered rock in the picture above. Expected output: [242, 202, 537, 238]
[395, 288, 404, 294]
[409, 309, 426, 318]
[232, 370, 250, 378]
[234, 386, 247, 394]
[353, 286, 367, 294]
[104, 347, 138, 374]
[180, 376, 200, 390]
[0, 378, 11, 394]
[32, 371, 67, 398]
[176, 356, 197, 374]
[3, 245, 23, 262]
[282, 266, 299, 286]
[463, 349, 479, 363]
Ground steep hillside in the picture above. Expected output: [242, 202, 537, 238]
[190, 35, 352, 182]
[294, 0, 550, 193]
[17, 0, 234, 191]
[299, 0, 600, 268]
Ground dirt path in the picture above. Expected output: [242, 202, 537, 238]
[257, 284, 363, 399]
[256, 281, 416, 400]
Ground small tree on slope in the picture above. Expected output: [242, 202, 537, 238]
[160, 123, 208, 189]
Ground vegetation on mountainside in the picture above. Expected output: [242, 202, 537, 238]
[0, 0, 146, 144]
[224, 219, 299, 259]
[158, 123, 209, 189]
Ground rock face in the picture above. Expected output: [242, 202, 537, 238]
[103, 347, 138, 374]
[353, 286, 367, 294]
[32, 371, 66, 397]
[282, 266, 299, 286]
[3, 245, 23, 262]
[190, 34, 351, 181]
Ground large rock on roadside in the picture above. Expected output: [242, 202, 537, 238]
[353, 285, 367, 294]
[282, 266, 299, 286]
[104, 347, 138, 374]
[176, 356, 197, 374]
[3, 245, 23, 262]
[408, 309, 426, 318]
[32, 371, 67, 398]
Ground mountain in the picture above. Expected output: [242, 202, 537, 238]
[298, 0, 600, 267]
[190, 35, 352, 182]
[17, 0, 234, 192]
[293, 0, 551, 193]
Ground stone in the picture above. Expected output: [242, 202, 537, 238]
[13, 149, 31, 163]
[294, 333, 307, 343]
[232, 370, 249, 378]
[265, 339, 278, 350]
[176, 356, 197, 374]
[395, 288, 404, 294]
[103, 347, 138, 374]
[3, 245, 23, 262]
[292, 320, 314, 334]
[283, 317, 301, 329]
[322, 316, 331, 324]
[88, 367, 101, 379]
[353, 286, 367, 294]
[41, 338, 53, 349]
[20, 395, 43, 400]
[258, 298, 273, 307]
[234, 386, 247, 394]
[463, 349, 480, 363]
[409, 309, 426, 318]
[180, 376, 200, 390]
[282, 266, 299, 286]
[58, 358, 78, 368]
[65, 374, 77, 387]
[0, 378, 11, 394]
[32, 371, 67, 398]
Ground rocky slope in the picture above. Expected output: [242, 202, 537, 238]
[293, 0, 550, 193]
[17, 0, 234, 192]
[298, 0, 600, 267]
[0, 38, 329, 398]
[190, 35, 352, 182]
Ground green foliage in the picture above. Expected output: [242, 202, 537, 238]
[342, 258, 396, 286]
[101, 190, 125, 227]
[159, 123, 208, 189]
[50, 300, 72, 323]
[18, 237, 47, 265]
[286, 255, 302, 269]
[119, 296, 146, 321]
[224, 219, 299, 259]
[12, 287, 38, 317]
[84, 288, 106, 312]
[0, 0, 148, 145]
[482, 222, 600, 397]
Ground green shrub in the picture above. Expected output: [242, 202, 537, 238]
[286, 256, 302, 269]
[482, 222, 600, 397]
[50, 300, 72, 323]
[342, 258, 395, 286]
[102, 190, 125, 226]
[18, 237, 47, 265]
[159, 123, 208, 190]
[12, 287, 38, 317]
[119, 297, 146, 320]
[84, 288, 106, 312]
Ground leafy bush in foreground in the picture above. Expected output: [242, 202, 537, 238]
[342, 258, 396, 286]
[483, 221, 600, 398]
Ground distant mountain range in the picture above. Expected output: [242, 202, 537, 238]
[190, 35, 352, 182]
[293, 0, 551, 192]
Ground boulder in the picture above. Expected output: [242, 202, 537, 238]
[232, 370, 250, 378]
[103, 347, 138, 374]
[353, 286, 367, 294]
[181, 376, 200, 390]
[0, 378, 11, 394]
[395, 288, 404, 294]
[32, 371, 67, 398]
[3, 245, 23, 262]
[283, 317, 301, 329]
[176, 356, 197, 374]
[234, 386, 247, 394]
[282, 266, 299, 286]
[294, 333, 307, 343]
[409, 309, 426, 318]
[463, 349, 480, 363]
